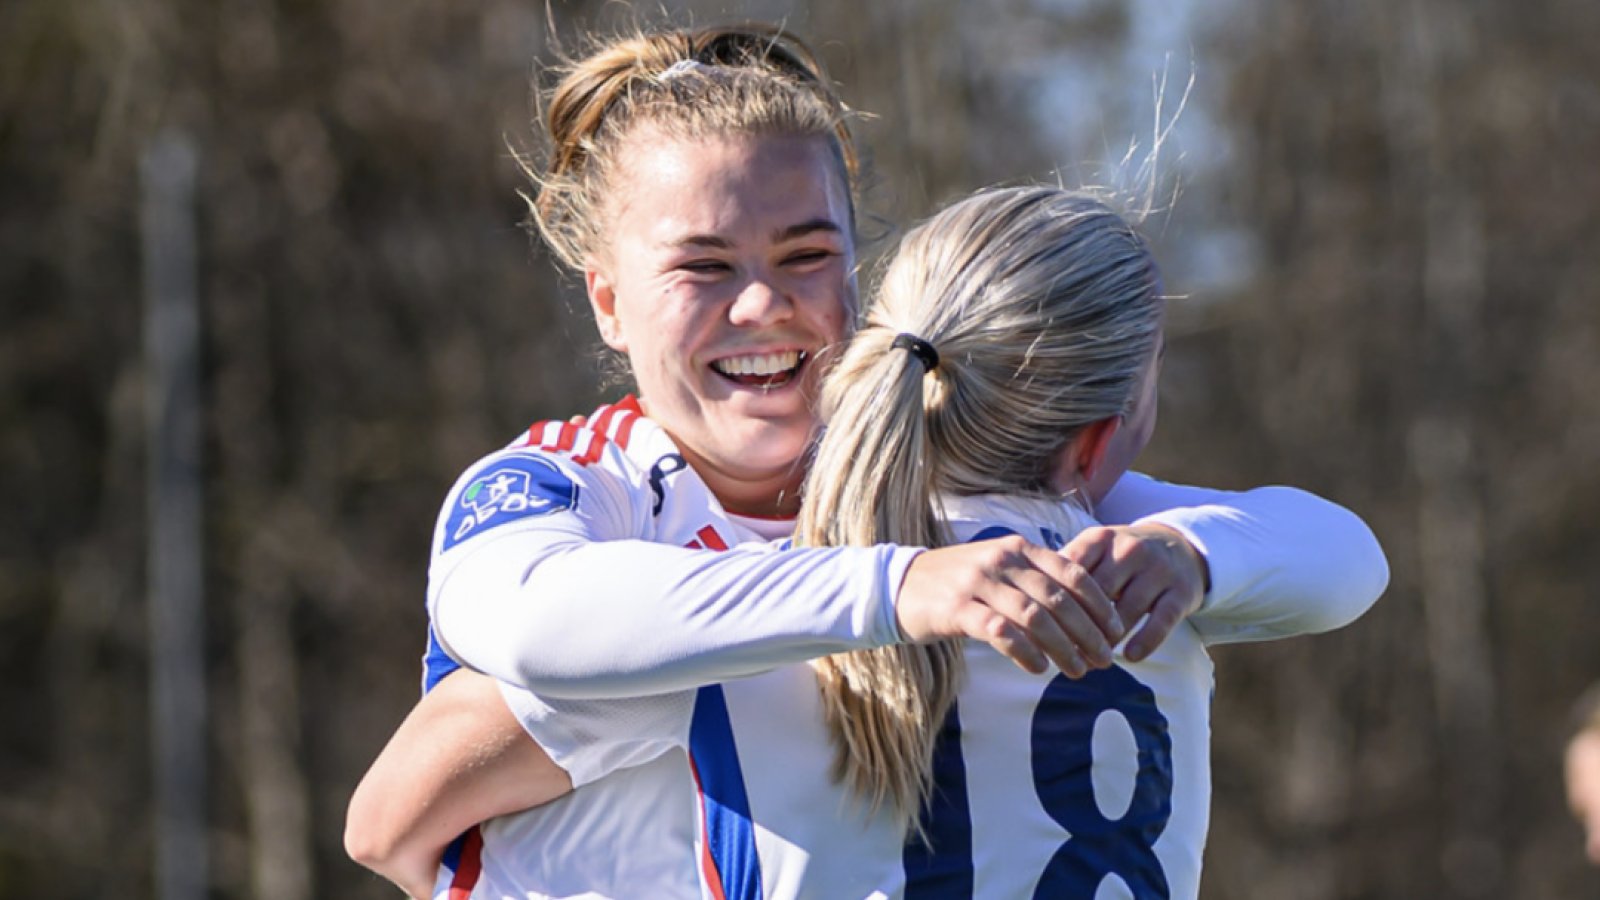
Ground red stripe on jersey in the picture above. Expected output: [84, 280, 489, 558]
[614, 411, 639, 449]
[688, 756, 730, 900]
[573, 430, 608, 466]
[447, 826, 484, 899]
[695, 526, 730, 551]
[554, 421, 579, 453]
[523, 420, 553, 447]
[610, 395, 644, 448]
[589, 403, 621, 438]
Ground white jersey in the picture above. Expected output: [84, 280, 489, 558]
[423, 399, 1389, 899]
[426, 396, 904, 899]
[902, 495, 1214, 900]
[425, 396, 911, 702]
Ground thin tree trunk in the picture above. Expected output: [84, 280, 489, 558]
[142, 127, 208, 900]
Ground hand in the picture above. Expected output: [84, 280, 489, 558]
[1063, 523, 1209, 662]
[895, 535, 1126, 678]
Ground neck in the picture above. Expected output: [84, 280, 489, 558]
[679, 445, 805, 518]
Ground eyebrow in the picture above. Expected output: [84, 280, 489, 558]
[772, 218, 843, 243]
[665, 218, 843, 251]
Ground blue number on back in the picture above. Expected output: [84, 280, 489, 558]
[906, 523, 1174, 898]
[905, 666, 1174, 898]
[1031, 666, 1173, 899]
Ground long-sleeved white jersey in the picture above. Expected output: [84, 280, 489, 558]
[423, 398, 1388, 900]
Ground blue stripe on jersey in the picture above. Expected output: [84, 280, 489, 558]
[969, 525, 1020, 543]
[439, 828, 467, 880]
[425, 629, 468, 891]
[688, 685, 764, 900]
[421, 626, 461, 694]
[904, 701, 974, 897]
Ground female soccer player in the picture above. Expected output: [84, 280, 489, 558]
[346, 24, 1386, 899]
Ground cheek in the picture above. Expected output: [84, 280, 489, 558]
[808, 275, 855, 340]
[620, 292, 697, 352]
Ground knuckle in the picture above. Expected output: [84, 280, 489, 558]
[1063, 565, 1094, 594]
[981, 615, 1007, 641]
[1113, 537, 1144, 563]
[1017, 602, 1048, 631]
[1078, 526, 1112, 547]
[1150, 602, 1182, 628]
[998, 535, 1030, 557]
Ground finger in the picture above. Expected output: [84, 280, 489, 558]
[1033, 548, 1126, 646]
[1087, 554, 1137, 604]
[1124, 591, 1188, 662]
[985, 580, 1093, 674]
[1076, 532, 1140, 599]
[1052, 641, 1088, 679]
[1004, 569, 1117, 670]
[959, 604, 1048, 674]
[1062, 527, 1112, 572]
[1114, 568, 1166, 630]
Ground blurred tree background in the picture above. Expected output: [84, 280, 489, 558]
[3, 0, 1598, 897]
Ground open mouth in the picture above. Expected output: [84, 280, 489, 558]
[710, 350, 807, 391]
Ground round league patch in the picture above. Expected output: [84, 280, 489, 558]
[443, 452, 580, 551]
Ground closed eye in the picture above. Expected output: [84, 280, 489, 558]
[783, 249, 837, 267]
[680, 259, 732, 274]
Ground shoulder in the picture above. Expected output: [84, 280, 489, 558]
[939, 493, 1092, 550]
[434, 413, 651, 556]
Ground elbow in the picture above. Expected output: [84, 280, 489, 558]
[1306, 496, 1391, 634]
[345, 792, 439, 899]
[345, 774, 425, 879]
[1335, 516, 1391, 629]
[1303, 547, 1390, 636]
[343, 786, 399, 871]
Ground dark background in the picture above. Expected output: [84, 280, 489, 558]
[4, 0, 1599, 896]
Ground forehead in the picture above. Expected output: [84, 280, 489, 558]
[607, 130, 853, 245]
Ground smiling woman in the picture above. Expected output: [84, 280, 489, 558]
[585, 129, 856, 515]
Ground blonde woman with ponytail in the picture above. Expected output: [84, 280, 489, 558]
[798, 186, 1173, 838]
[347, 22, 1388, 900]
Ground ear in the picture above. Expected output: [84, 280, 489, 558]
[1046, 417, 1122, 494]
[585, 265, 628, 352]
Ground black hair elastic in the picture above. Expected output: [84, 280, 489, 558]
[891, 333, 940, 373]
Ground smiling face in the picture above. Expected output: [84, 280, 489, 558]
[585, 130, 856, 516]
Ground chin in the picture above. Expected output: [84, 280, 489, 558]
[723, 416, 813, 468]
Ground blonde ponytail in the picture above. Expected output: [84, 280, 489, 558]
[793, 330, 962, 832]
[798, 185, 1166, 835]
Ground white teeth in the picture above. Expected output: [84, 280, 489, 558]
[715, 350, 802, 377]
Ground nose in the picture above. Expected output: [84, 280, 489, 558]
[727, 275, 794, 327]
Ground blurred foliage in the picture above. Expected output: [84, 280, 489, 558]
[3, 0, 1599, 897]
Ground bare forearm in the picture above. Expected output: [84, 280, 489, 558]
[345, 670, 574, 895]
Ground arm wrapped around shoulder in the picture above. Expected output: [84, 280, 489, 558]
[1145, 485, 1389, 644]
[1098, 473, 1388, 645]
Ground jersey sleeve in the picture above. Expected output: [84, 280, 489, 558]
[496, 680, 696, 788]
[427, 440, 912, 700]
[1096, 471, 1389, 644]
